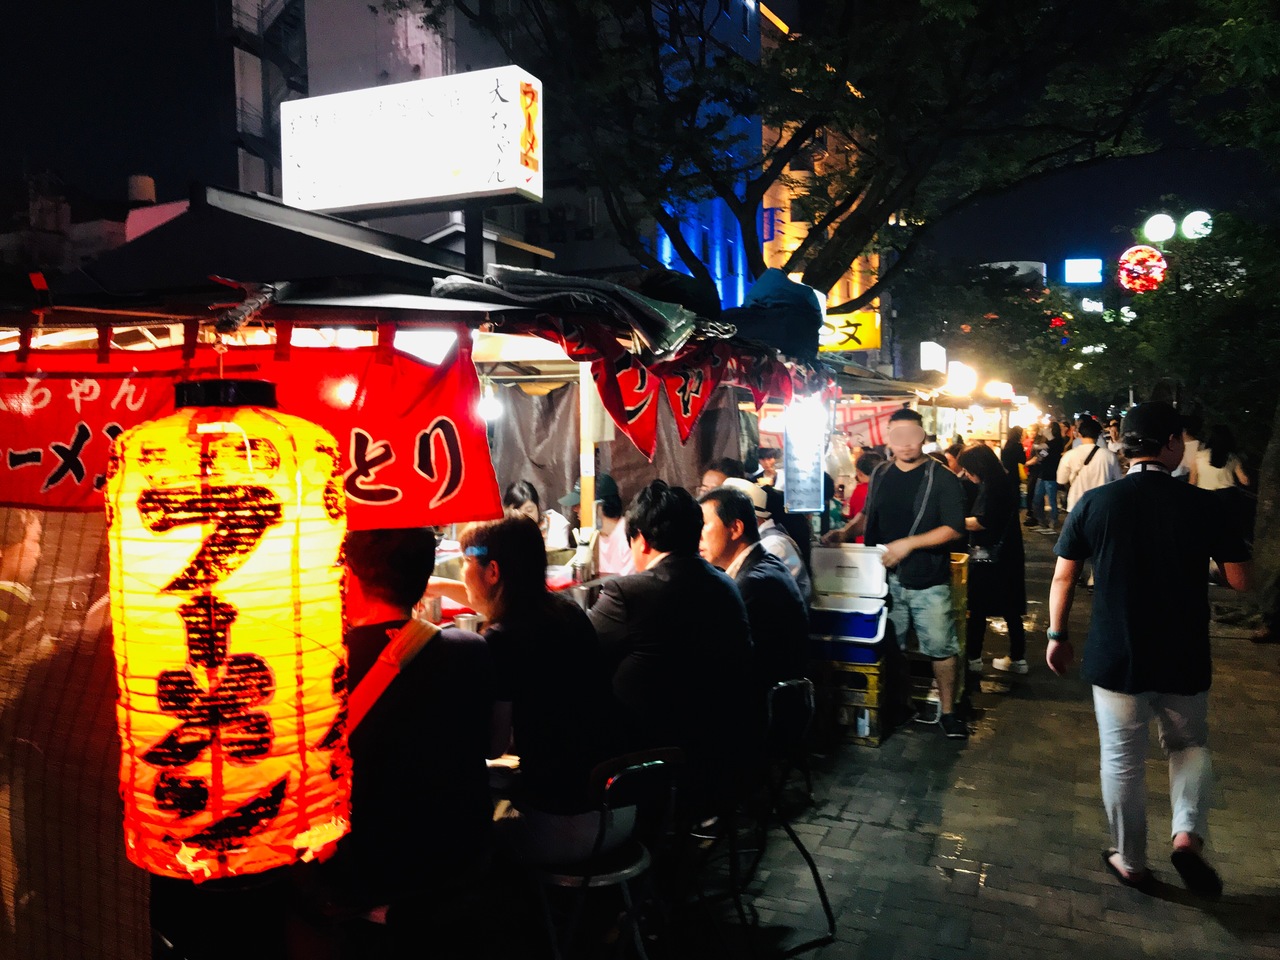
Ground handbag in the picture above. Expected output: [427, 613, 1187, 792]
[967, 542, 1001, 564]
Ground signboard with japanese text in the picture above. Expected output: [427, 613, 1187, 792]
[819, 308, 881, 353]
[282, 65, 543, 212]
[0, 340, 502, 530]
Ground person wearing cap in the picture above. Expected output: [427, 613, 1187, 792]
[698, 485, 809, 690]
[860, 409, 969, 740]
[723, 478, 812, 600]
[1048, 401, 1251, 896]
[559, 475, 635, 576]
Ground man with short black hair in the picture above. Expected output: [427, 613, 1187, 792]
[590, 481, 753, 813]
[1048, 402, 1251, 896]
[698, 457, 747, 495]
[1058, 416, 1122, 515]
[699, 486, 808, 689]
[861, 409, 968, 739]
[723, 478, 812, 599]
[326, 527, 496, 919]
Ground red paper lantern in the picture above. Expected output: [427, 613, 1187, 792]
[105, 380, 350, 880]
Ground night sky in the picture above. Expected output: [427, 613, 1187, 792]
[1, 5, 1274, 266]
[0, 3, 235, 207]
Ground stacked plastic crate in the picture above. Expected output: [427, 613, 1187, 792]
[809, 545, 890, 746]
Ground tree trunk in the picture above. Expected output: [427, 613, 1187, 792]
[1250, 390, 1280, 635]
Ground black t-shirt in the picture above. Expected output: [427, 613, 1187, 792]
[1001, 441, 1026, 475]
[1040, 437, 1065, 474]
[1055, 470, 1250, 694]
[485, 593, 609, 814]
[330, 622, 494, 909]
[864, 461, 966, 589]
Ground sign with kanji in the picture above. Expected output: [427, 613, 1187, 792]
[282, 65, 544, 212]
[0, 338, 502, 530]
[819, 308, 881, 353]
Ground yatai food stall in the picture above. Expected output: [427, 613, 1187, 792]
[0, 186, 822, 959]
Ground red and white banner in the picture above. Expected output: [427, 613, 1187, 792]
[835, 400, 905, 447]
[0, 337, 502, 530]
[652, 342, 735, 443]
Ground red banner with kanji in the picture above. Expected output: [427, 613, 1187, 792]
[0, 338, 502, 530]
[651, 342, 735, 443]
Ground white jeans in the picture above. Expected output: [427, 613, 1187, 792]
[1092, 686, 1213, 873]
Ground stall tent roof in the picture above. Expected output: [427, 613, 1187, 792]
[50, 185, 473, 308]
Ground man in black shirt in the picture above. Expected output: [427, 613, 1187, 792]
[1048, 403, 1250, 896]
[862, 410, 968, 739]
[325, 528, 495, 921]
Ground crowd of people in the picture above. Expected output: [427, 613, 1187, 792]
[287, 400, 1258, 953]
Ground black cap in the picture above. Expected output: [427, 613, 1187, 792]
[1122, 402, 1184, 444]
[175, 379, 277, 408]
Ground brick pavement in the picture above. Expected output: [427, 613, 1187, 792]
[714, 529, 1280, 960]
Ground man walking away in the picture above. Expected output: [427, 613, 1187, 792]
[1047, 402, 1250, 896]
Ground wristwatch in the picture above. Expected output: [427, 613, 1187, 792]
[1047, 628, 1065, 642]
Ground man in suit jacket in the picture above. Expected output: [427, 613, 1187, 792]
[699, 485, 809, 690]
[589, 480, 753, 814]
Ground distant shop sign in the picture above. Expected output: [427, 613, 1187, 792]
[281, 65, 543, 212]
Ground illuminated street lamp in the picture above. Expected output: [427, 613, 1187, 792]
[1182, 210, 1213, 239]
[1142, 214, 1176, 243]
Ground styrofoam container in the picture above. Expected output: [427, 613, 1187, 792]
[811, 545, 888, 598]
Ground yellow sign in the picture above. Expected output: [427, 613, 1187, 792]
[819, 309, 880, 352]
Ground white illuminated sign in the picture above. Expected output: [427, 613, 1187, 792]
[1080, 298, 1104, 313]
[920, 341, 946, 373]
[1064, 259, 1103, 284]
[281, 65, 544, 212]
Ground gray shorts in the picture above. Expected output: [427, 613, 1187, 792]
[886, 576, 959, 659]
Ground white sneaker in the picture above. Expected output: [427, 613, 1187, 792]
[992, 657, 1029, 674]
[967, 657, 984, 672]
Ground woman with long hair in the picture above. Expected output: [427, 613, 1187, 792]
[957, 443, 1029, 674]
[1190, 425, 1250, 490]
[502, 479, 572, 549]
[434, 515, 620, 862]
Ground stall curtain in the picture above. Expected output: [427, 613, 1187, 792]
[497, 315, 793, 460]
[0, 335, 501, 530]
[488, 382, 583, 513]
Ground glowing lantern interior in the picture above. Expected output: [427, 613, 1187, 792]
[106, 379, 350, 880]
[1117, 244, 1169, 294]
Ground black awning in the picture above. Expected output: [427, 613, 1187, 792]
[52, 184, 471, 307]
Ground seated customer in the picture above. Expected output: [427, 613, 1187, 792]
[456, 515, 619, 862]
[589, 480, 753, 814]
[723, 478, 812, 600]
[324, 528, 496, 917]
[698, 486, 809, 690]
[559, 474, 635, 576]
[504, 479, 572, 550]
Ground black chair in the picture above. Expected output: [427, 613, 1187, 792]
[530, 747, 683, 960]
[762, 679, 835, 954]
[690, 680, 835, 954]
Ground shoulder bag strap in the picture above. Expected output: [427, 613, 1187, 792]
[347, 618, 441, 733]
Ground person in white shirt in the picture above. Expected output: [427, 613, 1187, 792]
[1189, 425, 1250, 491]
[503, 480, 572, 550]
[1057, 417, 1122, 589]
[559, 474, 636, 576]
[1058, 418, 1123, 514]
